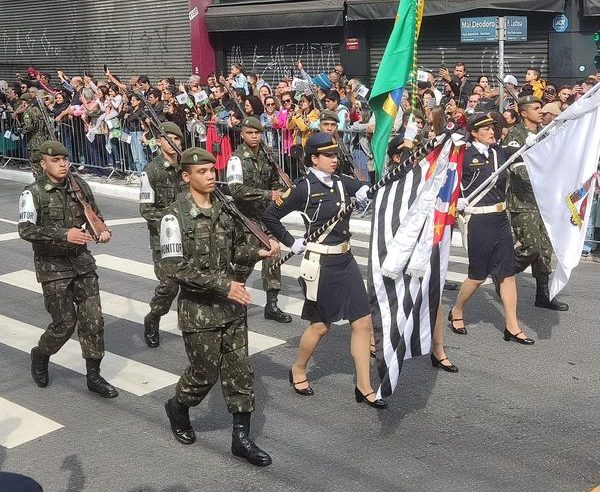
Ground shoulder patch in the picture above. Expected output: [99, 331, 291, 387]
[507, 140, 521, 148]
[226, 156, 244, 185]
[160, 214, 183, 258]
[275, 187, 292, 208]
[139, 172, 155, 204]
[18, 189, 37, 224]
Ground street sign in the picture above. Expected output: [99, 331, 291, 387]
[552, 14, 569, 33]
[460, 16, 528, 43]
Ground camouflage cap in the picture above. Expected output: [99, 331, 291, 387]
[241, 116, 263, 132]
[180, 147, 216, 166]
[20, 93, 34, 103]
[319, 109, 339, 123]
[161, 122, 183, 139]
[40, 140, 69, 157]
[517, 95, 542, 108]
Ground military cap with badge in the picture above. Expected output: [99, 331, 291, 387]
[161, 122, 184, 140]
[517, 95, 542, 109]
[319, 110, 339, 123]
[304, 132, 339, 157]
[40, 140, 69, 157]
[467, 112, 495, 132]
[241, 116, 263, 132]
[180, 147, 216, 166]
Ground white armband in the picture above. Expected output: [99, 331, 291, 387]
[18, 190, 37, 224]
[139, 172, 155, 204]
[226, 156, 244, 185]
[160, 214, 183, 258]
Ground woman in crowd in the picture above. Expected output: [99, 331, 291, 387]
[260, 95, 280, 152]
[244, 95, 264, 117]
[123, 92, 148, 173]
[287, 94, 320, 148]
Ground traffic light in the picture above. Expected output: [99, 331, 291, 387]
[595, 31, 600, 71]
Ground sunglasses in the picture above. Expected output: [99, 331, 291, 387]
[265, 102, 275, 107]
[282, 99, 292, 103]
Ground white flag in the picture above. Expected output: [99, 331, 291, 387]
[522, 83, 600, 299]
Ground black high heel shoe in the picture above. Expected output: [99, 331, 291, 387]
[430, 353, 458, 373]
[448, 309, 467, 335]
[288, 369, 314, 396]
[354, 387, 387, 409]
[503, 328, 535, 345]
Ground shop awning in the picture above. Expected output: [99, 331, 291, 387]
[346, 0, 566, 21]
[205, 0, 345, 32]
[583, 0, 600, 15]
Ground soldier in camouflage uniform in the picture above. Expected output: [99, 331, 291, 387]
[227, 116, 292, 323]
[505, 96, 569, 311]
[18, 93, 48, 180]
[139, 122, 186, 348]
[161, 147, 278, 467]
[18, 140, 118, 398]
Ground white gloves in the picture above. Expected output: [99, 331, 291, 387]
[457, 198, 468, 211]
[404, 114, 419, 142]
[291, 238, 306, 255]
[355, 185, 370, 207]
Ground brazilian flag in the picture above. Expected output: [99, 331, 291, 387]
[369, 0, 423, 178]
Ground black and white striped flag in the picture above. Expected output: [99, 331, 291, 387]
[368, 141, 462, 398]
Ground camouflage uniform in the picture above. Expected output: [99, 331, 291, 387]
[229, 142, 283, 290]
[139, 154, 185, 318]
[21, 105, 47, 180]
[160, 191, 262, 412]
[505, 122, 552, 278]
[18, 174, 105, 359]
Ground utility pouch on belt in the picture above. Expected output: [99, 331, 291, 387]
[299, 253, 321, 302]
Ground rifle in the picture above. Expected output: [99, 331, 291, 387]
[35, 92, 109, 241]
[494, 75, 520, 104]
[224, 84, 247, 119]
[138, 92, 273, 251]
[269, 124, 455, 271]
[261, 142, 293, 189]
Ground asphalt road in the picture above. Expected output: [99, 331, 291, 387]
[0, 178, 598, 492]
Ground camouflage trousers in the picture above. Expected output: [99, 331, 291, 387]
[149, 249, 179, 318]
[38, 272, 105, 359]
[175, 317, 255, 413]
[233, 233, 281, 291]
[511, 210, 553, 278]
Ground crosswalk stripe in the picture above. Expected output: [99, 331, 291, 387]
[104, 217, 146, 227]
[0, 217, 17, 225]
[0, 269, 285, 356]
[0, 313, 179, 396]
[93, 254, 318, 327]
[0, 232, 19, 242]
[0, 396, 64, 449]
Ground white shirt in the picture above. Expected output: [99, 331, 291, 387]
[471, 140, 489, 158]
[309, 168, 334, 188]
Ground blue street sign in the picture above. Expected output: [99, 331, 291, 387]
[552, 14, 569, 33]
[460, 16, 528, 43]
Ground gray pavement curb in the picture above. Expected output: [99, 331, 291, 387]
[0, 168, 374, 234]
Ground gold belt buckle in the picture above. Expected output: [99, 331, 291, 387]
[341, 242, 350, 253]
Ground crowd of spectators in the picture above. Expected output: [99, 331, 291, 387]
[0, 61, 599, 254]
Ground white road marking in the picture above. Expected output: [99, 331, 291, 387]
[0, 232, 19, 242]
[0, 313, 179, 396]
[104, 217, 146, 227]
[0, 396, 64, 449]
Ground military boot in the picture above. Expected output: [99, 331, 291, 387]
[264, 290, 292, 323]
[86, 359, 119, 398]
[30, 347, 50, 388]
[534, 275, 569, 311]
[143, 313, 160, 348]
[231, 412, 272, 467]
[164, 397, 195, 445]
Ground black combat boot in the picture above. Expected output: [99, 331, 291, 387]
[30, 347, 50, 388]
[164, 397, 195, 445]
[231, 412, 272, 467]
[264, 290, 292, 323]
[85, 359, 119, 398]
[534, 275, 569, 311]
[143, 313, 160, 348]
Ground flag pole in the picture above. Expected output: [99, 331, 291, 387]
[465, 84, 600, 203]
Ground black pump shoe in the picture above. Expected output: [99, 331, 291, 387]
[354, 387, 387, 409]
[503, 328, 535, 345]
[288, 369, 314, 396]
[448, 310, 467, 335]
[430, 353, 458, 373]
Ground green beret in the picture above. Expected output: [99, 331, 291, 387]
[517, 95, 542, 108]
[161, 122, 183, 139]
[180, 147, 216, 166]
[241, 116, 263, 132]
[20, 93, 34, 103]
[319, 109, 339, 123]
[40, 140, 69, 157]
